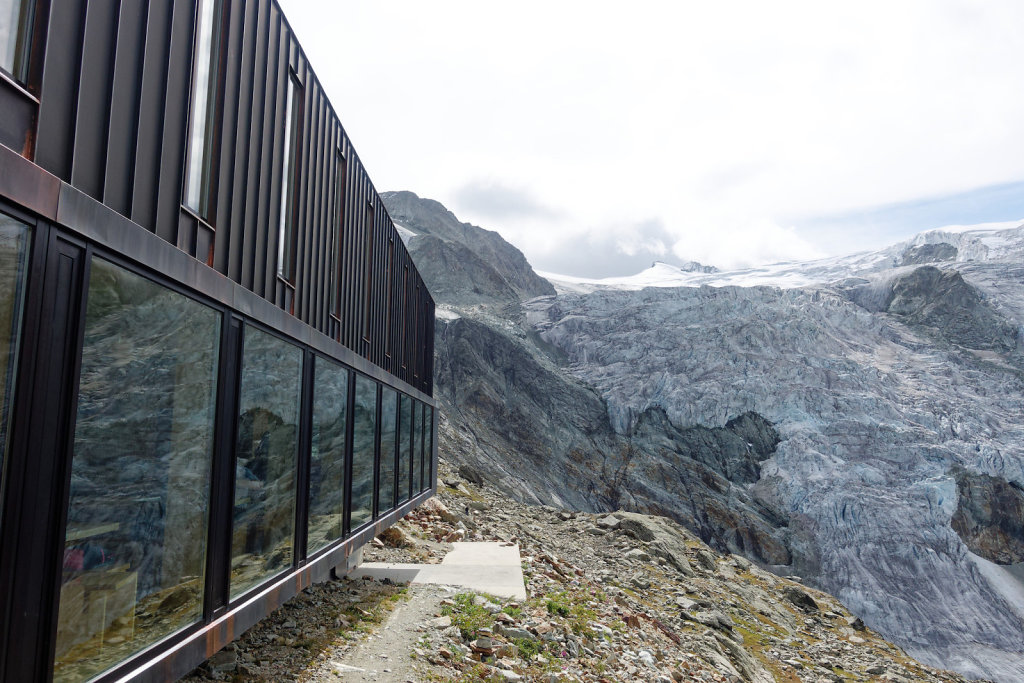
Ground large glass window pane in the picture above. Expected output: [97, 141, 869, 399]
[308, 358, 348, 555]
[0, 215, 29, 501]
[377, 387, 396, 515]
[231, 326, 301, 599]
[426, 406, 434, 487]
[54, 259, 220, 682]
[411, 402, 420, 498]
[350, 375, 376, 529]
[0, 0, 34, 83]
[183, 0, 223, 217]
[398, 394, 412, 504]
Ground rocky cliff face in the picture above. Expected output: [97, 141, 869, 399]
[381, 191, 555, 306]
[388, 193, 794, 568]
[951, 468, 1024, 565]
[531, 225, 1024, 681]
[391, 187, 1024, 681]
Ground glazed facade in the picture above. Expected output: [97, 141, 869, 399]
[0, 1, 436, 681]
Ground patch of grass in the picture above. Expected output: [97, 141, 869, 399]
[442, 592, 498, 640]
[536, 588, 597, 636]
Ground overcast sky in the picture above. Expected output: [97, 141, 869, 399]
[278, 0, 1024, 277]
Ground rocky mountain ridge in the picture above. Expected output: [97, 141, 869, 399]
[384, 190, 1024, 681]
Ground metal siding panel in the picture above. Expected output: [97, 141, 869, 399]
[103, 0, 149, 216]
[154, 0, 195, 245]
[212, 0, 244, 276]
[71, 0, 120, 200]
[226, 0, 259, 283]
[34, 0, 87, 181]
[263, 20, 289, 299]
[304, 87, 327, 327]
[240, 0, 271, 291]
[251, 1, 279, 298]
[130, 0, 174, 232]
[293, 72, 313, 322]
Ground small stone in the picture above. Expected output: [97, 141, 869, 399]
[693, 549, 718, 571]
[206, 650, 238, 674]
[866, 664, 886, 675]
[849, 635, 866, 644]
[429, 616, 452, 629]
[625, 548, 651, 562]
[846, 615, 866, 631]
[782, 586, 820, 612]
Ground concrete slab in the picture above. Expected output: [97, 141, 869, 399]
[349, 542, 526, 600]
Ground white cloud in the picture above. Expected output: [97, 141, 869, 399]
[279, 0, 1024, 275]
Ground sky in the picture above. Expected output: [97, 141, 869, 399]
[278, 0, 1024, 277]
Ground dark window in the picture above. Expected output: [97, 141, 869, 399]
[0, 0, 35, 84]
[308, 357, 348, 554]
[0, 214, 29, 505]
[383, 237, 393, 359]
[55, 259, 220, 681]
[398, 394, 411, 504]
[361, 201, 374, 343]
[330, 152, 346, 317]
[182, 0, 224, 218]
[400, 266, 408, 370]
[230, 325, 302, 599]
[377, 386, 396, 515]
[277, 73, 303, 282]
[418, 402, 428, 492]
[350, 374, 376, 529]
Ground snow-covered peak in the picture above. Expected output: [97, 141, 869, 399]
[539, 220, 1024, 293]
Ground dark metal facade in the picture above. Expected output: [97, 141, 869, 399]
[0, 0, 433, 393]
[0, 1, 437, 681]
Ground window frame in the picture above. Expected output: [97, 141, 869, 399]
[276, 70, 304, 285]
[181, 0, 227, 221]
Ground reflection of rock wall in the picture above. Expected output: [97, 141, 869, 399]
[0, 220, 29, 454]
[72, 261, 219, 594]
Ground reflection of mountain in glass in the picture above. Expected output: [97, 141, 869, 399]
[309, 359, 349, 554]
[378, 387, 397, 513]
[398, 394, 412, 504]
[55, 259, 220, 682]
[230, 325, 301, 599]
[350, 375, 376, 529]
[0, 217, 30, 484]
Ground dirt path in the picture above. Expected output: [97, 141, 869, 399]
[304, 584, 451, 682]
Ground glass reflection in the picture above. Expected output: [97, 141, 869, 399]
[309, 358, 348, 554]
[0, 215, 29, 500]
[230, 326, 301, 599]
[377, 387, 396, 515]
[0, 0, 35, 83]
[411, 401, 420, 498]
[398, 395, 412, 504]
[55, 259, 219, 682]
[426, 406, 434, 487]
[350, 375, 376, 529]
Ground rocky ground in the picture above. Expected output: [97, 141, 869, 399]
[184, 460, 978, 682]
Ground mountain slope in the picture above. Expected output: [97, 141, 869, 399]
[390, 187, 1024, 681]
[381, 191, 555, 306]
[533, 223, 1024, 681]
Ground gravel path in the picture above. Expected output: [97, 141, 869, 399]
[305, 584, 450, 682]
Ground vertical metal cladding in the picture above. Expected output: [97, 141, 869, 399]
[25, 0, 433, 394]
